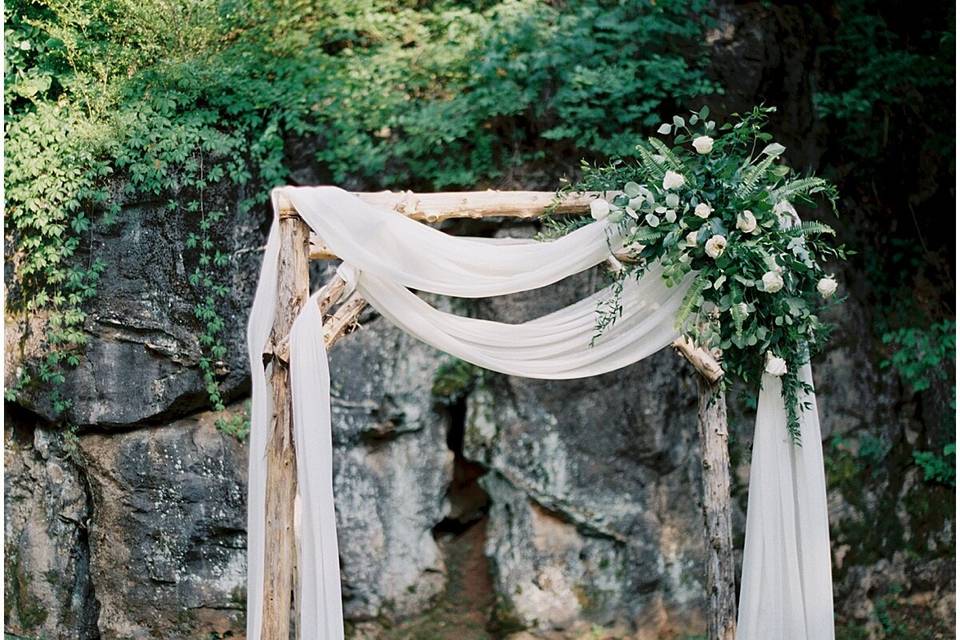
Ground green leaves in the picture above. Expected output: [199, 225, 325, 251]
[575, 106, 847, 442]
[798, 221, 836, 236]
[761, 142, 786, 157]
[623, 181, 643, 198]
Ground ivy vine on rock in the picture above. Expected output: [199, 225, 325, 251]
[4, 0, 720, 426]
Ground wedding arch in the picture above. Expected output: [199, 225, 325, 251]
[246, 187, 834, 640]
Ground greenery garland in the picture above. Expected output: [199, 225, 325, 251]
[566, 106, 849, 442]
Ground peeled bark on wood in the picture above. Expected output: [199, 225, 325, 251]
[324, 293, 367, 348]
[281, 190, 609, 223]
[673, 336, 724, 383]
[696, 375, 738, 640]
[261, 211, 310, 640]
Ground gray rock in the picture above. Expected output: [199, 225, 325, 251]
[4, 416, 99, 639]
[6, 181, 266, 427]
[79, 406, 249, 639]
[328, 316, 454, 620]
[461, 266, 708, 637]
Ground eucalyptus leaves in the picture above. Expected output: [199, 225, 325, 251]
[573, 106, 848, 441]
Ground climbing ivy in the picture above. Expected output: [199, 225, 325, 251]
[4, 0, 719, 419]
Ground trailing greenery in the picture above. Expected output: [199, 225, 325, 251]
[881, 320, 955, 394]
[570, 106, 848, 441]
[5, 0, 718, 417]
[215, 401, 252, 441]
[913, 444, 956, 487]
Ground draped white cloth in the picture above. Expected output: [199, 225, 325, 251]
[246, 186, 834, 639]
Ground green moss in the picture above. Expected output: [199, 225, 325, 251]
[837, 583, 953, 640]
[229, 585, 247, 611]
[488, 598, 526, 636]
[7, 550, 49, 631]
[432, 359, 482, 406]
[824, 432, 955, 579]
[573, 583, 610, 615]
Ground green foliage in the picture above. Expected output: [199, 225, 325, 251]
[881, 320, 955, 393]
[815, 0, 955, 162]
[573, 106, 847, 441]
[432, 359, 482, 406]
[5, 0, 719, 418]
[913, 444, 955, 487]
[215, 402, 251, 441]
[881, 320, 955, 484]
[855, 433, 891, 469]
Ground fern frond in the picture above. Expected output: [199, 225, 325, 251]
[770, 177, 828, 201]
[635, 144, 667, 181]
[627, 227, 662, 244]
[798, 220, 836, 236]
[674, 273, 707, 331]
[735, 155, 774, 199]
[647, 137, 685, 171]
[536, 215, 593, 240]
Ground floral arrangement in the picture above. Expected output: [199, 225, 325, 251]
[561, 106, 848, 441]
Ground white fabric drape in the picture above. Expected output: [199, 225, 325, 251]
[246, 186, 834, 640]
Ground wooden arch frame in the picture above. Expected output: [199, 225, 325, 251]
[259, 191, 737, 640]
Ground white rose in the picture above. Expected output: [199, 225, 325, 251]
[736, 302, 750, 316]
[692, 135, 714, 154]
[817, 276, 838, 298]
[590, 199, 610, 221]
[662, 170, 685, 190]
[736, 210, 757, 233]
[761, 271, 784, 293]
[694, 202, 713, 219]
[764, 352, 788, 377]
[704, 234, 727, 259]
[685, 231, 699, 247]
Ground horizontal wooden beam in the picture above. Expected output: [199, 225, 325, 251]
[280, 190, 600, 223]
[275, 190, 613, 261]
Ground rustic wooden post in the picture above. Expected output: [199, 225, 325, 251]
[674, 338, 737, 640]
[696, 376, 737, 640]
[261, 198, 310, 639]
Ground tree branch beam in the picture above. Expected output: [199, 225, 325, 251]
[281, 189, 608, 223]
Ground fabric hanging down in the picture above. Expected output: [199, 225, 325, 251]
[246, 186, 835, 640]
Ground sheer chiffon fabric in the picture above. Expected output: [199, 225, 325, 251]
[246, 186, 834, 640]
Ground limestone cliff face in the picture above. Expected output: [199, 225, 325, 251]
[4, 4, 954, 640]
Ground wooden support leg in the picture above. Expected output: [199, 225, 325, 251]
[262, 213, 310, 640]
[696, 375, 738, 640]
